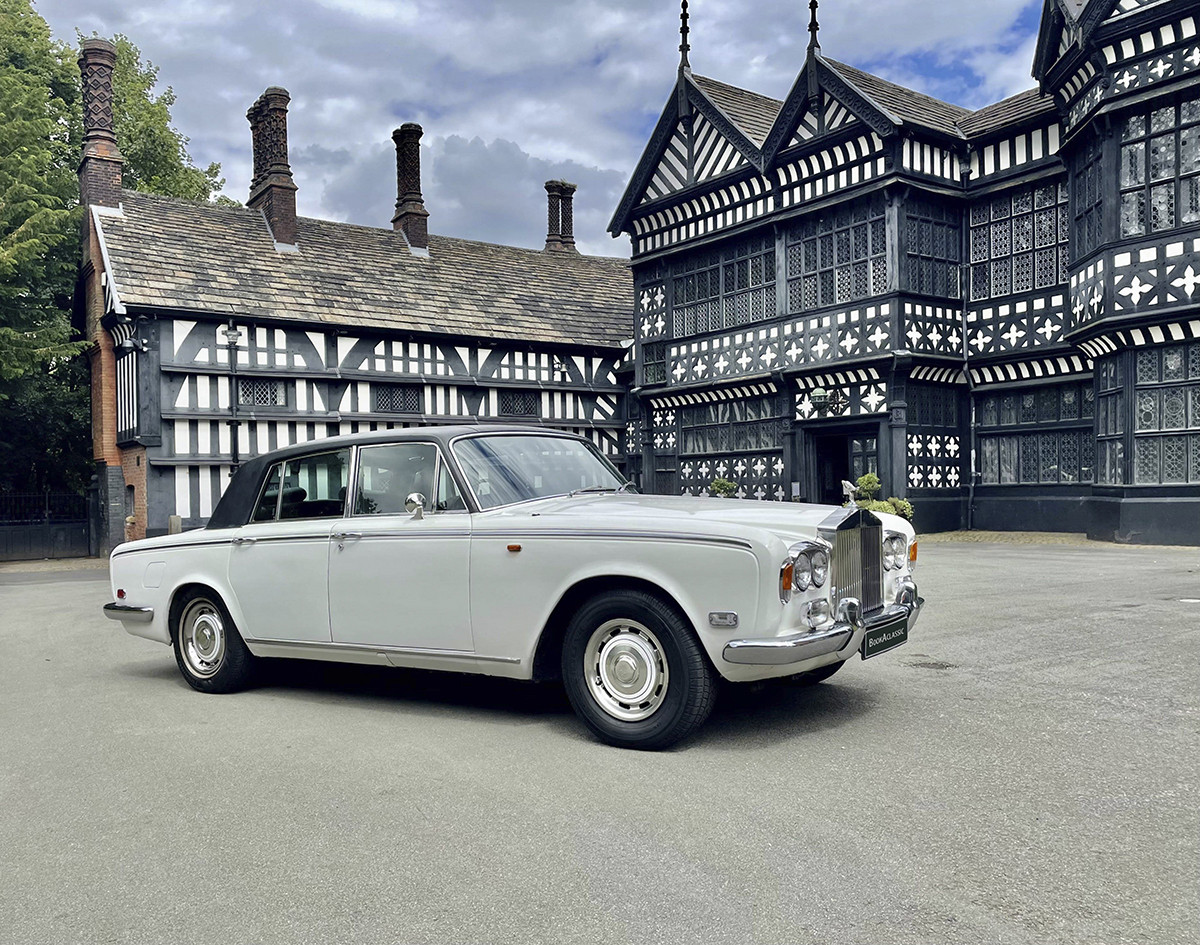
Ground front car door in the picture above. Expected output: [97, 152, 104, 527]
[227, 447, 351, 642]
[327, 441, 473, 652]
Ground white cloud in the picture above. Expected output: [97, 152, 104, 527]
[40, 0, 1048, 257]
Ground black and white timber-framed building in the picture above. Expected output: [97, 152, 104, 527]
[610, 0, 1200, 545]
[76, 45, 629, 549]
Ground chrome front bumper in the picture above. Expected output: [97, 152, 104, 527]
[722, 580, 923, 666]
[103, 602, 155, 624]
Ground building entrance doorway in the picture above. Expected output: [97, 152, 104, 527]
[811, 431, 879, 506]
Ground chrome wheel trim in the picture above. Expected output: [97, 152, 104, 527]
[179, 599, 226, 679]
[583, 618, 669, 722]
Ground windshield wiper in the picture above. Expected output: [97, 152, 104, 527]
[569, 484, 630, 497]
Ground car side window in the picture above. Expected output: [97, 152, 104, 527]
[251, 463, 284, 522]
[278, 449, 350, 520]
[436, 461, 466, 512]
[355, 443, 441, 515]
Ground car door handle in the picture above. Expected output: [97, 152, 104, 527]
[231, 537, 256, 546]
[331, 531, 363, 542]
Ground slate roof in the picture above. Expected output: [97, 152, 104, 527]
[97, 191, 632, 349]
[691, 73, 783, 147]
[688, 59, 1054, 148]
[823, 58, 974, 138]
[957, 87, 1058, 138]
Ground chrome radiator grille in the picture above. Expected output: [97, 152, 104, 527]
[833, 519, 884, 614]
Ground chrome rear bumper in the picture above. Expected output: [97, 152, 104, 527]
[722, 580, 923, 666]
[103, 602, 155, 624]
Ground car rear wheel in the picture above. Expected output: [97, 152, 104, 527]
[172, 590, 255, 694]
[561, 590, 716, 750]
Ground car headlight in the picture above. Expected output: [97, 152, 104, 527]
[792, 551, 813, 591]
[883, 535, 906, 570]
[811, 548, 828, 587]
[783, 541, 830, 599]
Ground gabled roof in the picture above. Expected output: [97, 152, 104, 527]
[611, 42, 1072, 238]
[957, 87, 1059, 138]
[1033, 0, 1151, 82]
[97, 191, 631, 349]
[823, 59, 972, 139]
[689, 74, 782, 148]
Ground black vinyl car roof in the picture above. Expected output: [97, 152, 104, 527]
[205, 425, 581, 529]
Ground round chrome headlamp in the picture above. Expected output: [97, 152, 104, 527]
[810, 548, 829, 587]
[792, 551, 813, 591]
[883, 535, 906, 570]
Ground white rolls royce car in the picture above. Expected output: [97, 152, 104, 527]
[105, 427, 923, 749]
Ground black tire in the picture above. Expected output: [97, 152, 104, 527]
[793, 660, 846, 685]
[171, 589, 256, 694]
[561, 590, 716, 750]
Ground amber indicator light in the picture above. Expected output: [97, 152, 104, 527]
[909, 540, 918, 564]
[507, 544, 522, 553]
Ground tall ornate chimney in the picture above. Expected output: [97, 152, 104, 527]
[392, 123, 429, 252]
[544, 180, 579, 254]
[78, 38, 124, 213]
[246, 88, 298, 247]
[544, 181, 562, 252]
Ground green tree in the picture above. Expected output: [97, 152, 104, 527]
[0, 0, 227, 494]
[0, 0, 82, 384]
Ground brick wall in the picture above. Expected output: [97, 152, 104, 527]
[119, 446, 148, 541]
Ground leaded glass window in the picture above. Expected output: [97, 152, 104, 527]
[909, 383, 959, 428]
[642, 342, 667, 385]
[1129, 342, 1200, 483]
[499, 389, 540, 417]
[237, 378, 285, 407]
[970, 180, 1069, 301]
[1119, 92, 1200, 239]
[679, 396, 783, 455]
[786, 196, 888, 312]
[671, 234, 776, 338]
[1072, 134, 1104, 258]
[906, 197, 960, 299]
[375, 383, 422, 414]
[1096, 354, 1125, 484]
[976, 380, 1095, 484]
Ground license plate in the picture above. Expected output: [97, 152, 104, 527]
[860, 615, 908, 660]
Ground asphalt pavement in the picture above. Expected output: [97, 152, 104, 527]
[0, 542, 1197, 945]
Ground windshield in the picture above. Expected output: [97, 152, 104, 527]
[452, 434, 628, 510]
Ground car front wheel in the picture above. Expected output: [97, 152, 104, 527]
[561, 590, 716, 750]
[171, 590, 256, 694]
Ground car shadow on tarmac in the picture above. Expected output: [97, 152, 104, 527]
[133, 654, 877, 749]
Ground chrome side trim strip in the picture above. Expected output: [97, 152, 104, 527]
[244, 637, 520, 665]
[473, 529, 754, 550]
[111, 539, 233, 559]
[331, 530, 473, 540]
[103, 602, 155, 624]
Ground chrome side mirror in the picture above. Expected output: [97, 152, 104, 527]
[405, 492, 426, 520]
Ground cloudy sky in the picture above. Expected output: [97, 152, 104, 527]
[40, 0, 1046, 257]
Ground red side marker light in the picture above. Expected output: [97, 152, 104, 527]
[117, 588, 126, 599]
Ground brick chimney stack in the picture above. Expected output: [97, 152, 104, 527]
[246, 87, 298, 247]
[543, 180, 579, 254]
[392, 123, 429, 252]
[78, 38, 124, 213]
